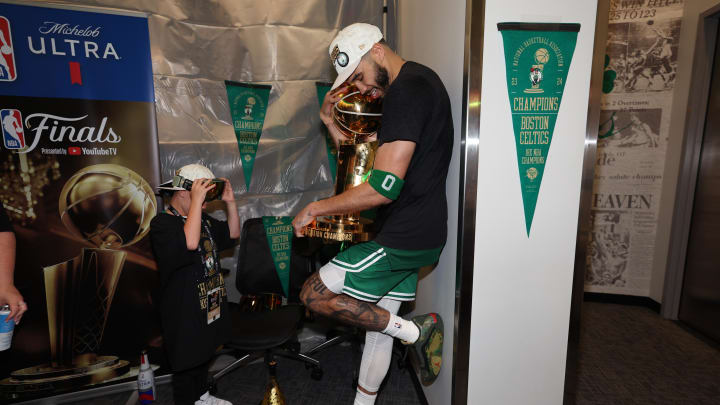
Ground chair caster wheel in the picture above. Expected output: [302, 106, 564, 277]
[310, 366, 323, 380]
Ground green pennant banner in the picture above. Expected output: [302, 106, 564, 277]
[498, 23, 580, 236]
[262, 216, 294, 297]
[316, 81, 338, 183]
[225, 81, 271, 191]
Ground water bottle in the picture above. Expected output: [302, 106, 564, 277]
[0, 305, 15, 351]
[137, 350, 156, 404]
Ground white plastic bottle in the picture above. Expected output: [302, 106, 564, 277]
[137, 350, 156, 404]
[0, 305, 15, 351]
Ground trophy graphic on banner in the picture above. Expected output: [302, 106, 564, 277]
[304, 85, 382, 243]
[1, 164, 156, 396]
[525, 47, 549, 94]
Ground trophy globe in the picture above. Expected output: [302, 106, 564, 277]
[333, 85, 382, 142]
[59, 164, 156, 248]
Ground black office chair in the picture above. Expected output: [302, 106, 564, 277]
[209, 218, 321, 394]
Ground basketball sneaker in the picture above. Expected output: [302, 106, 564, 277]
[404, 313, 443, 385]
[195, 391, 232, 405]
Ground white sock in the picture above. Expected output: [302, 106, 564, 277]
[354, 388, 377, 405]
[381, 313, 419, 343]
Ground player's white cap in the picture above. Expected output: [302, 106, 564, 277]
[158, 163, 215, 191]
[329, 23, 383, 90]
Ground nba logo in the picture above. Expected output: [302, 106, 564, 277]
[1, 109, 25, 149]
[0, 16, 16, 82]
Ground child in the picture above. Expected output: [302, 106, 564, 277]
[150, 164, 240, 405]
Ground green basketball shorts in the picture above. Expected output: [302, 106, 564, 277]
[318, 241, 443, 302]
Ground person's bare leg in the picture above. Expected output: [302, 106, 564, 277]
[303, 266, 443, 386]
[300, 272, 390, 331]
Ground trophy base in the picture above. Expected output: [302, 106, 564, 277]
[304, 217, 374, 243]
[10, 355, 120, 380]
[0, 356, 130, 400]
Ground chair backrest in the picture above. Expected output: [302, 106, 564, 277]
[236, 218, 315, 302]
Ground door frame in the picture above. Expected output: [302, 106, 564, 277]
[662, 4, 720, 319]
[452, 0, 484, 404]
[562, 1, 609, 403]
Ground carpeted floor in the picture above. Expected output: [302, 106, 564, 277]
[62, 301, 720, 404]
[574, 302, 720, 405]
[66, 339, 422, 405]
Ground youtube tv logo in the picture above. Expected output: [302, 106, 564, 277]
[68, 146, 81, 155]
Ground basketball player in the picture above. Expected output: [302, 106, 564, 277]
[626, 49, 651, 91]
[292, 23, 452, 404]
[619, 113, 658, 148]
[656, 36, 674, 87]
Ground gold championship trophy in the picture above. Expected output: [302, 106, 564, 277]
[1, 164, 156, 397]
[304, 85, 382, 242]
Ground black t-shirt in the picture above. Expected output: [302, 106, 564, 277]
[149, 212, 234, 371]
[0, 203, 12, 233]
[374, 61, 453, 250]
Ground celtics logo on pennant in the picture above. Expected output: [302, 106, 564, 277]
[498, 22, 580, 236]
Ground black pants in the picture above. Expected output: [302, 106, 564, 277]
[172, 361, 210, 405]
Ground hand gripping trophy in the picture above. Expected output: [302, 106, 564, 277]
[303, 85, 382, 243]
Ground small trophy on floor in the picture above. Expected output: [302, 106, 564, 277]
[261, 360, 286, 405]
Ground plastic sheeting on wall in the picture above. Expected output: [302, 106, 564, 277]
[31, 0, 386, 300]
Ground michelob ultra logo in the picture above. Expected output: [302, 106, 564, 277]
[28, 21, 119, 60]
[0, 3, 155, 103]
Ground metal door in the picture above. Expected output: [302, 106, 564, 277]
[678, 26, 720, 341]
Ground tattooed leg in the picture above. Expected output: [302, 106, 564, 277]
[300, 272, 390, 332]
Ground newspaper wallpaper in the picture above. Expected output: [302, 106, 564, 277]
[585, 0, 683, 295]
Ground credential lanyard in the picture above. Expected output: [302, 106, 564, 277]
[166, 205, 219, 278]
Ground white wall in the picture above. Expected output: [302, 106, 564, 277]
[467, 1, 597, 404]
[396, 0, 466, 404]
[651, 0, 720, 304]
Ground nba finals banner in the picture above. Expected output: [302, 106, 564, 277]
[262, 216, 294, 297]
[316, 81, 337, 183]
[498, 23, 580, 235]
[225, 81, 271, 191]
[0, 2, 160, 401]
